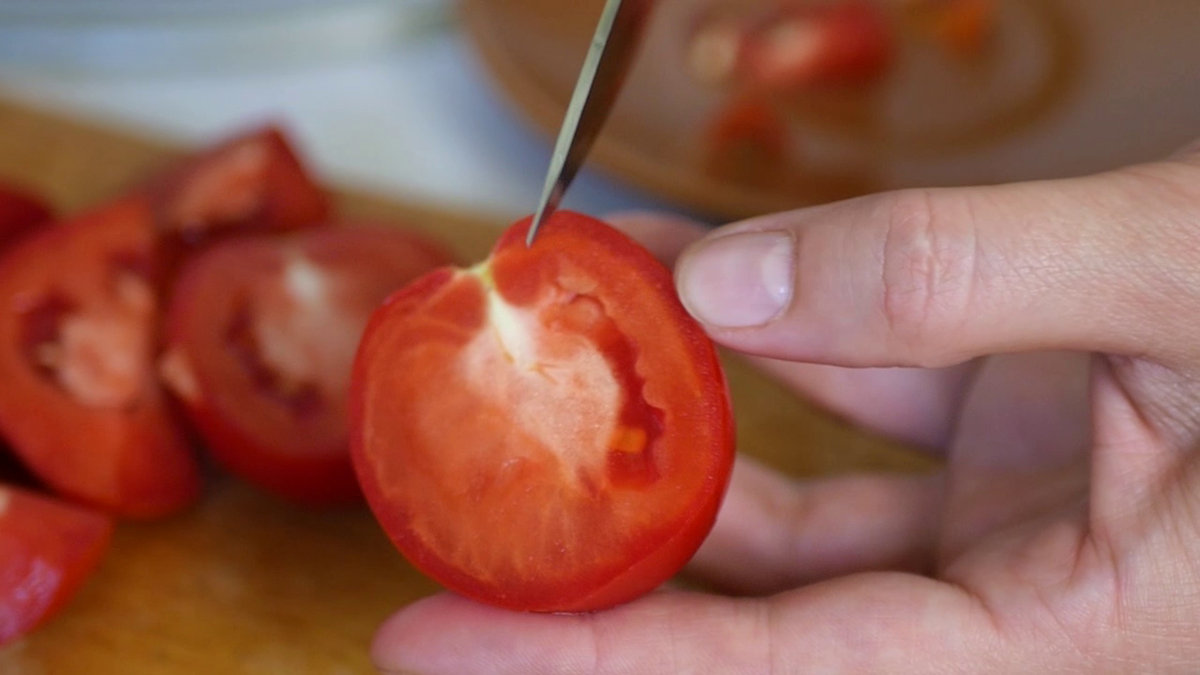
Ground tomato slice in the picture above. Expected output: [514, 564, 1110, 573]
[0, 181, 52, 251]
[0, 483, 112, 647]
[740, 0, 896, 90]
[161, 223, 455, 506]
[144, 125, 331, 260]
[0, 197, 201, 518]
[350, 212, 735, 612]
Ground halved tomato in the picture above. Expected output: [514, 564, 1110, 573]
[740, 0, 896, 90]
[143, 125, 331, 265]
[350, 211, 735, 612]
[0, 181, 52, 251]
[160, 223, 455, 506]
[0, 483, 113, 646]
[0, 197, 201, 518]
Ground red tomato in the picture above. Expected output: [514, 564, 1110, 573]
[704, 93, 792, 180]
[160, 223, 455, 506]
[0, 483, 113, 646]
[350, 212, 735, 612]
[740, 0, 896, 90]
[144, 125, 331, 255]
[0, 181, 52, 251]
[0, 197, 201, 518]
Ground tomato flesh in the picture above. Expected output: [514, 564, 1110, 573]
[0, 198, 200, 518]
[162, 224, 454, 506]
[0, 483, 112, 646]
[351, 212, 735, 612]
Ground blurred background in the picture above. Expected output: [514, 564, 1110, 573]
[0, 0, 1197, 225]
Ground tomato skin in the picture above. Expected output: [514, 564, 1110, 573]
[0, 182, 52, 251]
[0, 197, 201, 518]
[162, 223, 455, 506]
[351, 211, 735, 612]
[0, 484, 113, 646]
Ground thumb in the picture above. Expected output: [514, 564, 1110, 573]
[674, 157, 1200, 368]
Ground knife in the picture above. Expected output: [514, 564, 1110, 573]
[526, 0, 652, 246]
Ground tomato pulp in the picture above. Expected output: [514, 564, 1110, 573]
[351, 212, 735, 612]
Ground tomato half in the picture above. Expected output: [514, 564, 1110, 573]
[0, 182, 52, 251]
[161, 223, 455, 506]
[144, 125, 331, 259]
[350, 212, 735, 612]
[0, 483, 113, 647]
[740, 0, 895, 90]
[0, 197, 201, 518]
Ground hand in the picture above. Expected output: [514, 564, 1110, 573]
[371, 141, 1200, 674]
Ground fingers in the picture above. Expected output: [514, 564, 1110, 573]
[607, 209, 976, 450]
[685, 456, 945, 595]
[371, 575, 1003, 675]
[673, 164, 1200, 368]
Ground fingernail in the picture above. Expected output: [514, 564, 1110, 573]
[677, 231, 794, 327]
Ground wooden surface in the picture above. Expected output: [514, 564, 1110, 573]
[0, 97, 923, 674]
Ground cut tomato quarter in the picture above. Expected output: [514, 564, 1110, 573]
[0, 483, 113, 646]
[350, 212, 735, 612]
[0, 197, 201, 518]
[144, 125, 331, 267]
[161, 223, 455, 506]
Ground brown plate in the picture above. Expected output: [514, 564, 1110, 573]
[460, 0, 1200, 220]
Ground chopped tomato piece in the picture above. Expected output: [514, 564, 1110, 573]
[927, 0, 996, 58]
[740, 0, 896, 90]
[0, 484, 112, 646]
[350, 211, 735, 612]
[704, 94, 792, 180]
[161, 223, 455, 506]
[144, 125, 331, 255]
[0, 181, 52, 251]
[0, 197, 201, 518]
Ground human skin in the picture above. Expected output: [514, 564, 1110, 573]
[372, 139, 1200, 674]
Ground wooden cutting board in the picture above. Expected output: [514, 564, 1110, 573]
[0, 97, 925, 674]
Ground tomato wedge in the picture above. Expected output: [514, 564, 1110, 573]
[144, 125, 331, 264]
[0, 197, 200, 518]
[161, 223, 455, 506]
[0, 181, 52, 251]
[740, 0, 895, 90]
[0, 484, 112, 647]
[350, 212, 735, 612]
